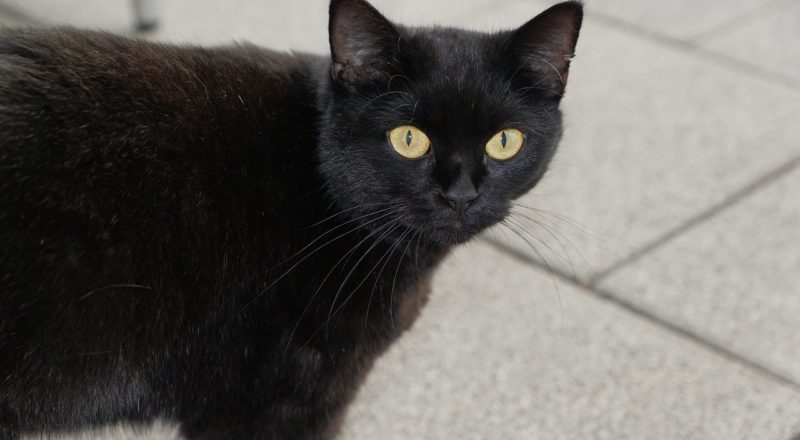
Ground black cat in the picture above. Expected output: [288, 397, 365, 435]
[0, 0, 582, 438]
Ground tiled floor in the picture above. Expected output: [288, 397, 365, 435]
[3, 0, 799, 439]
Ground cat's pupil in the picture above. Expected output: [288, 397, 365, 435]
[501, 131, 507, 148]
[406, 130, 412, 146]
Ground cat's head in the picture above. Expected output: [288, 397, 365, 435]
[317, 0, 582, 246]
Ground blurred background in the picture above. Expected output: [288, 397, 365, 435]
[2, 0, 799, 439]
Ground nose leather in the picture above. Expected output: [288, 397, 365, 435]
[442, 172, 478, 215]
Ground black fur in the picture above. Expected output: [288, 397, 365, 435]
[0, 0, 582, 438]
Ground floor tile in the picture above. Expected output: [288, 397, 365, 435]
[702, 2, 800, 84]
[339, 243, 800, 439]
[481, 14, 800, 280]
[0, 0, 133, 33]
[536, 0, 775, 40]
[0, 1, 35, 27]
[0, 0, 501, 51]
[600, 166, 800, 384]
[150, 0, 498, 50]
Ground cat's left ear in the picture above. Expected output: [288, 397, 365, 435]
[329, 0, 400, 90]
[504, 1, 583, 95]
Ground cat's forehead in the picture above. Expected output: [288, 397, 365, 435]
[405, 27, 494, 75]
[398, 27, 516, 132]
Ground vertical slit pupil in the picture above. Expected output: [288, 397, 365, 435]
[501, 131, 507, 148]
[406, 130, 412, 146]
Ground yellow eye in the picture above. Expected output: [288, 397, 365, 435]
[388, 125, 431, 159]
[485, 128, 524, 160]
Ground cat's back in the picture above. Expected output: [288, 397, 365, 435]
[0, 26, 319, 153]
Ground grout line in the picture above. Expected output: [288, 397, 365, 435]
[584, 11, 800, 91]
[589, 154, 800, 285]
[688, 0, 795, 44]
[481, 237, 800, 393]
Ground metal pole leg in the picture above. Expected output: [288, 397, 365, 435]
[132, 0, 159, 31]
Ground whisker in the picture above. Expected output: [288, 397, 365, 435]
[512, 201, 601, 239]
[505, 215, 574, 273]
[364, 228, 411, 328]
[240, 206, 404, 313]
[510, 209, 592, 274]
[386, 73, 411, 90]
[357, 90, 414, 116]
[516, 85, 563, 98]
[328, 223, 408, 325]
[78, 284, 152, 301]
[326, 215, 408, 325]
[302, 201, 399, 230]
[279, 204, 402, 269]
[389, 229, 418, 330]
[284, 213, 404, 353]
[499, 221, 563, 331]
[508, 212, 582, 275]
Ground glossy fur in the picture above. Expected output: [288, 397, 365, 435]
[0, 0, 581, 438]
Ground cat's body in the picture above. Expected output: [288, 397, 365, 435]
[0, 1, 581, 438]
[0, 29, 440, 439]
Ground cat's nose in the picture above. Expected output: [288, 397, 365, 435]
[442, 174, 478, 215]
[443, 193, 477, 214]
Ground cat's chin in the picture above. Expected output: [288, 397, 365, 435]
[421, 222, 482, 247]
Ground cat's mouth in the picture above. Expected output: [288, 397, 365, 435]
[420, 218, 484, 246]
[403, 202, 503, 246]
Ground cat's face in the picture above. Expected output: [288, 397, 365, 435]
[318, 0, 582, 246]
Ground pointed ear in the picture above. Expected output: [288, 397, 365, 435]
[329, 0, 400, 89]
[505, 1, 583, 95]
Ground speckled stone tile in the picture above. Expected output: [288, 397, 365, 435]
[535, 0, 775, 40]
[600, 166, 800, 385]
[480, 12, 800, 281]
[702, 2, 800, 84]
[0, 0, 134, 32]
[338, 243, 800, 439]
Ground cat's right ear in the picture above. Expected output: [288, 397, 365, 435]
[329, 0, 400, 91]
